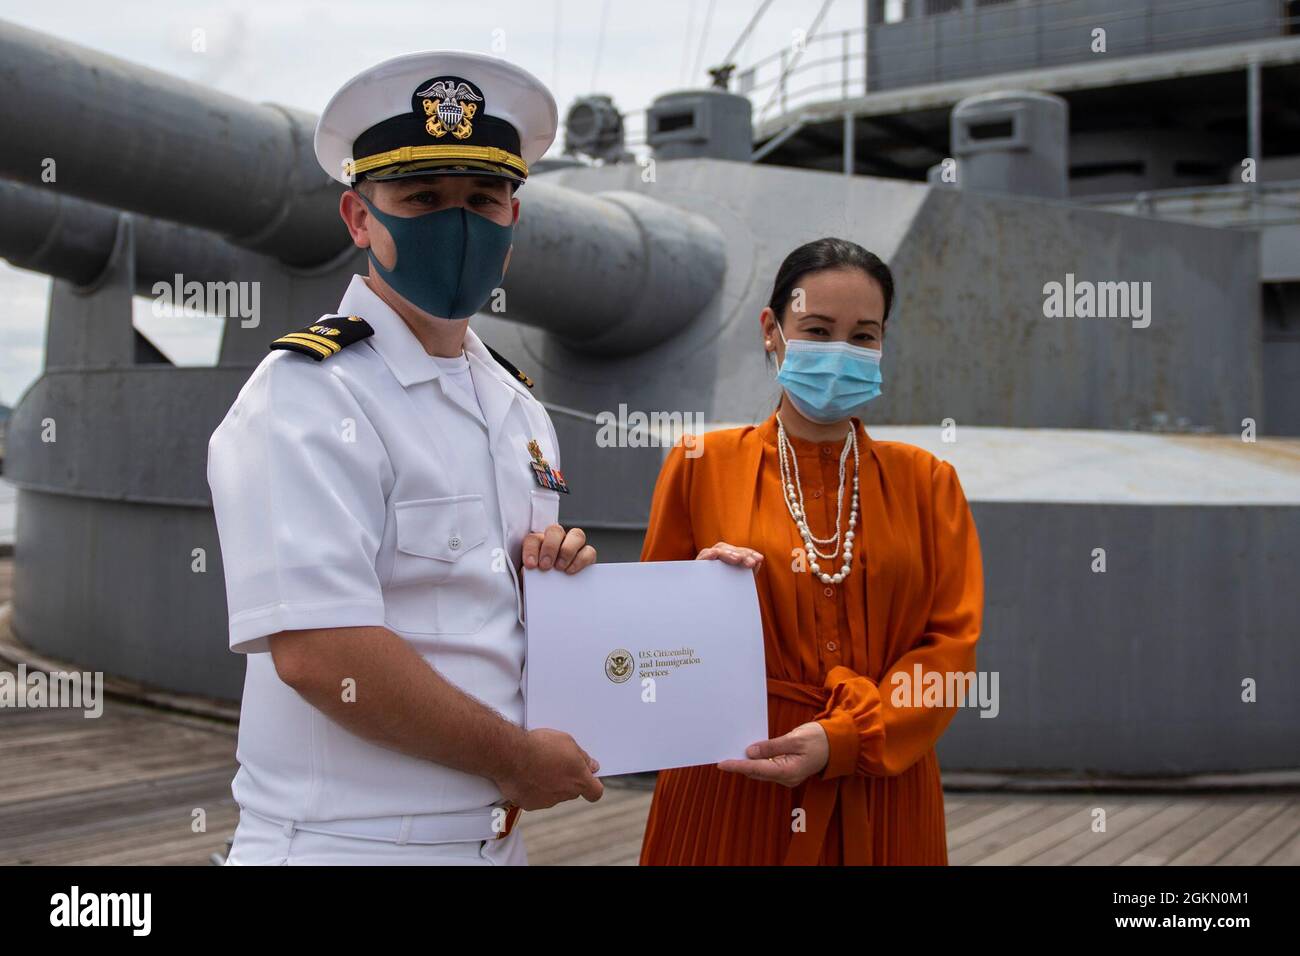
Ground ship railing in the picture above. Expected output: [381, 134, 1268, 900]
[729, 0, 1299, 126]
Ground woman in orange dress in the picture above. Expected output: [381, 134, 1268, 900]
[638, 238, 984, 866]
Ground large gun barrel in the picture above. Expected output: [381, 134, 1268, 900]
[0, 19, 342, 267]
[0, 178, 246, 289]
[0, 18, 725, 353]
[496, 182, 725, 353]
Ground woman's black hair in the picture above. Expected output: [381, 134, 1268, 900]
[767, 237, 894, 326]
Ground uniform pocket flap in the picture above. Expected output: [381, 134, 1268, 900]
[395, 496, 489, 562]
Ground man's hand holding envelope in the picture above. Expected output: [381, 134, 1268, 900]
[504, 523, 604, 811]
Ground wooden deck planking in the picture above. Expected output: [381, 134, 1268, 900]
[1024, 800, 1173, 865]
[1215, 802, 1300, 865]
[0, 766, 238, 844]
[0, 702, 236, 806]
[1120, 800, 1257, 866]
[975, 803, 1103, 866]
[949, 798, 1092, 866]
[942, 800, 1004, 829]
[518, 790, 652, 865]
[0, 697, 1297, 865]
[1262, 820, 1300, 865]
[946, 799, 1049, 851]
[1167, 800, 1290, 865]
[1072, 800, 1210, 865]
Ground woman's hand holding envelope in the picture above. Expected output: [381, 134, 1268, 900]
[697, 540, 830, 787]
[716, 723, 831, 788]
[696, 541, 764, 569]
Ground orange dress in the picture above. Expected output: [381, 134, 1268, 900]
[637, 411, 984, 865]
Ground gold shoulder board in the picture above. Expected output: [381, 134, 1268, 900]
[270, 314, 375, 361]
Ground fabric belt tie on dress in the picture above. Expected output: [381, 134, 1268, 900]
[766, 677, 872, 866]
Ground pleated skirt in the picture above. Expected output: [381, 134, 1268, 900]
[638, 698, 950, 866]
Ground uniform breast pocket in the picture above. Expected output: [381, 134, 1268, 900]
[529, 488, 561, 533]
[387, 496, 490, 635]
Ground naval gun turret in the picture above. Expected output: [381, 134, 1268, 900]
[1, 19, 1295, 777]
[0, 20, 725, 357]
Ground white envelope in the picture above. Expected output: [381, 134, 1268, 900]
[523, 559, 769, 777]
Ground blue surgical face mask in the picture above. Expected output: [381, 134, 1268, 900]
[773, 321, 883, 424]
[358, 191, 513, 320]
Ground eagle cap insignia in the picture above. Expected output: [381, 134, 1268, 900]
[414, 75, 484, 141]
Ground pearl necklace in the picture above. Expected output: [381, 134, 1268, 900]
[776, 415, 859, 585]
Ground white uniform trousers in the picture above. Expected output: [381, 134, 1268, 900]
[224, 809, 528, 866]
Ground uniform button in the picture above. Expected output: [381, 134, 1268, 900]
[449, 535, 462, 550]
[822, 447, 832, 457]
[813, 490, 822, 498]
[823, 586, 834, 597]
[826, 641, 837, 652]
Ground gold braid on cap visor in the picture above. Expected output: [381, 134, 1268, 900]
[345, 145, 529, 178]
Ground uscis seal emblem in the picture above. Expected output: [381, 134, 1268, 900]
[604, 649, 634, 684]
[415, 76, 484, 140]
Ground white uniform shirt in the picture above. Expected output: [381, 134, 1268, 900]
[207, 274, 562, 823]
[429, 350, 485, 421]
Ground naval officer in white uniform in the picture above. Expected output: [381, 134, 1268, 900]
[208, 50, 601, 866]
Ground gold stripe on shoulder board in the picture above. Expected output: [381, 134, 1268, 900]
[275, 333, 339, 358]
[280, 332, 340, 356]
[282, 332, 342, 352]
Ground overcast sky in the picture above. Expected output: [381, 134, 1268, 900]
[0, 0, 872, 406]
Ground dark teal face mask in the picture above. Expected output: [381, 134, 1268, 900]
[357, 192, 513, 320]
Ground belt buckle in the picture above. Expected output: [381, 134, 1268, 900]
[495, 802, 522, 840]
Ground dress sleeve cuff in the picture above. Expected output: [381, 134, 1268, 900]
[816, 708, 861, 779]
